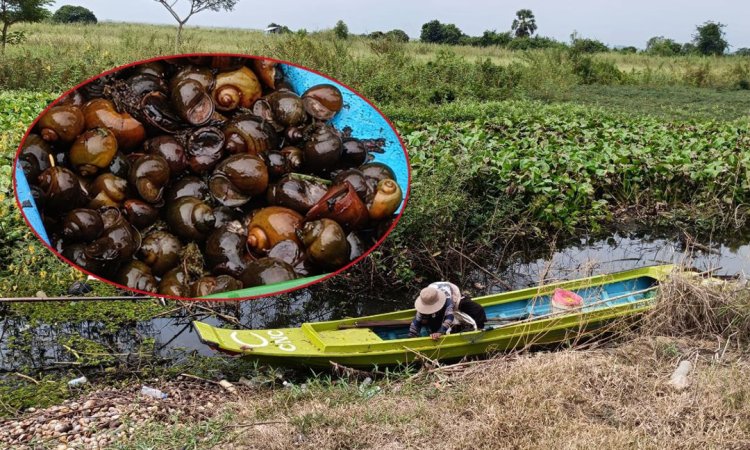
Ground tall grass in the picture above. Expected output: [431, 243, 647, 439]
[2, 21, 748, 96]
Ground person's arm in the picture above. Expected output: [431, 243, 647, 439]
[437, 299, 455, 335]
[409, 313, 423, 337]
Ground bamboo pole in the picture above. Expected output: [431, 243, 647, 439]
[0, 296, 153, 303]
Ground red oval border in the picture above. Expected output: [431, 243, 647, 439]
[12, 52, 412, 303]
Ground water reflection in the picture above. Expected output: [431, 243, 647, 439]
[2, 229, 749, 372]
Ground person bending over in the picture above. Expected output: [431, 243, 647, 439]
[409, 282, 486, 340]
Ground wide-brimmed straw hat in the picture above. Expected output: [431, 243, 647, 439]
[414, 286, 446, 315]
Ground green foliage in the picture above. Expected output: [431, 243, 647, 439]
[333, 19, 348, 39]
[385, 29, 409, 43]
[646, 36, 683, 56]
[0, 0, 52, 52]
[618, 46, 638, 54]
[737, 48, 750, 56]
[420, 19, 464, 45]
[51, 4, 96, 24]
[389, 100, 750, 235]
[512, 9, 537, 38]
[693, 21, 728, 56]
[473, 30, 513, 47]
[571, 53, 625, 85]
[571, 37, 609, 54]
[507, 36, 565, 51]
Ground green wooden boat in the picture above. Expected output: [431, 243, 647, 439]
[193, 265, 675, 367]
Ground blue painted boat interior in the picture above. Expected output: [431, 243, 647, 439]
[13, 61, 409, 254]
[374, 276, 658, 340]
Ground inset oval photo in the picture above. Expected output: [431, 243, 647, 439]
[13, 54, 410, 301]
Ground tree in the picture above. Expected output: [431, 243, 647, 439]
[646, 36, 682, 56]
[385, 29, 409, 42]
[333, 19, 348, 39]
[737, 48, 750, 56]
[511, 9, 536, 38]
[0, 0, 51, 53]
[52, 5, 96, 24]
[420, 20, 463, 45]
[476, 30, 512, 47]
[154, 0, 239, 52]
[693, 21, 728, 56]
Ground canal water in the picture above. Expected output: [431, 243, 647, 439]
[1, 229, 748, 372]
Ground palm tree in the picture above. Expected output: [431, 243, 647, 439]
[511, 9, 537, 38]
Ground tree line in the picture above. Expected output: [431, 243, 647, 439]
[1, 2, 747, 57]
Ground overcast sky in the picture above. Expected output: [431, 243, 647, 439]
[52, 0, 750, 49]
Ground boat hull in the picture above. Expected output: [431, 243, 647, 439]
[193, 265, 674, 368]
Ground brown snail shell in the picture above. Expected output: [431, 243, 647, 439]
[139, 230, 182, 276]
[88, 173, 128, 208]
[166, 176, 210, 202]
[209, 154, 268, 207]
[253, 59, 277, 89]
[158, 267, 189, 297]
[127, 73, 168, 98]
[280, 146, 303, 169]
[303, 124, 342, 173]
[305, 182, 369, 230]
[122, 199, 159, 229]
[172, 79, 214, 126]
[346, 232, 367, 261]
[140, 91, 183, 134]
[239, 257, 297, 287]
[143, 135, 188, 174]
[222, 114, 279, 155]
[38, 105, 85, 143]
[19, 134, 52, 181]
[69, 127, 118, 177]
[37, 166, 88, 213]
[302, 84, 343, 121]
[246, 206, 303, 254]
[82, 98, 146, 150]
[368, 179, 403, 220]
[166, 196, 216, 241]
[298, 218, 349, 269]
[341, 138, 368, 167]
[251, 97, 283, 132]
[268, 91, 306, 127]
[108, 152, 131, 179]
[58, 90, 85, 107]
[212, 67, 262, 112]
[186, 126, 225, 174]
[129, 154, 171, 204]
[266, 176, 328, 214]
[267, 239, 304, 267]
[116, 260, 158, 293]
[62, 243, 107, 275]
[84, 208, 140, 269]
[332, 169, 373, 203]
[359, 162, 396, 183]
[205, 221, 249, 278]
[190, 275, 243, 297]
[212, 206, 242, 228]
[62, 208, 104, 242]
[169, 65, 215, 92]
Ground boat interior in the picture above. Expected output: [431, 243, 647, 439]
[312, 275, 660, 345]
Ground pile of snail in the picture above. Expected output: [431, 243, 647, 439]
[19, 55, 404, 298]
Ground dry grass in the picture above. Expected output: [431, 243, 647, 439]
[643, 273, 750, 339]
[194, 336, 749, 450]
[111, 274, 750, 449]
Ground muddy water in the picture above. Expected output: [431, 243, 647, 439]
[1, 230, 749, 372]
